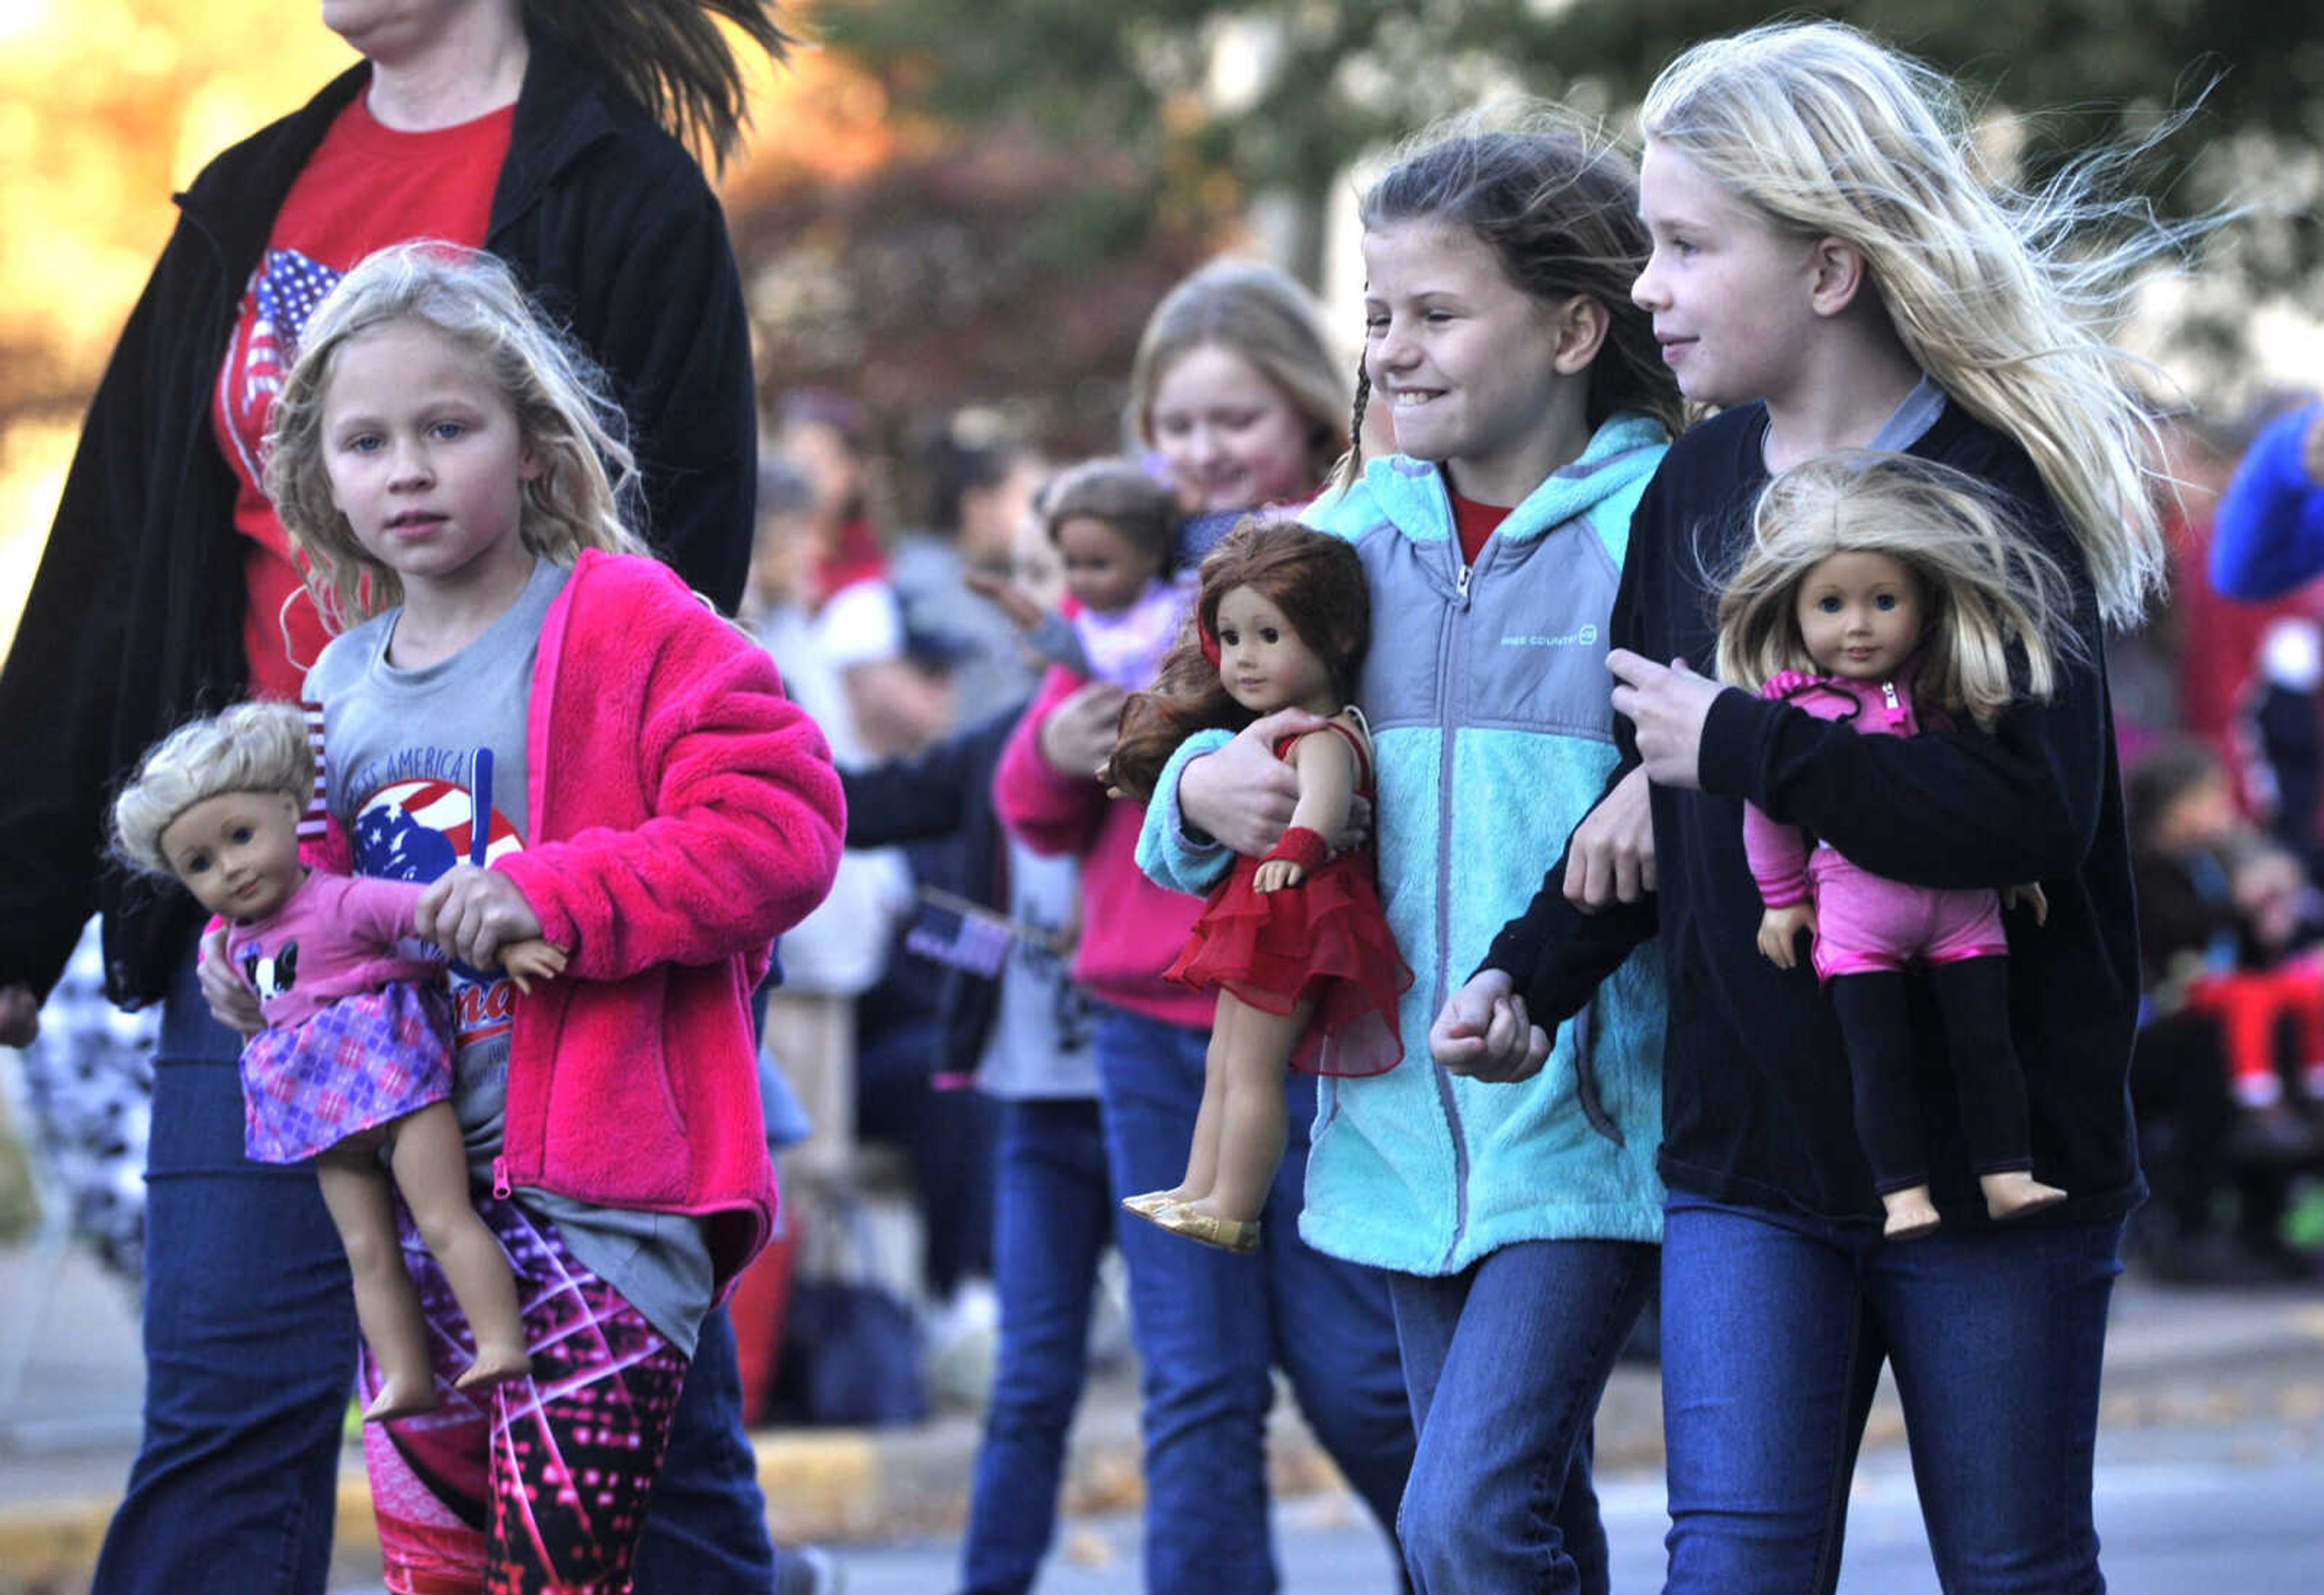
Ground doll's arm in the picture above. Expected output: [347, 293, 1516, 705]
[496, 939, 566, 994]
[1254, 725, 1357, 893]
[2003, 882, 2049, 924]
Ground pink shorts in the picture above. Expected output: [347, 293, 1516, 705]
[1806, 849, 2009, 982]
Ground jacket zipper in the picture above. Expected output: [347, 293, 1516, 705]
[1431, 541, 1477, 1269]
[493, 1156, 513, 1202]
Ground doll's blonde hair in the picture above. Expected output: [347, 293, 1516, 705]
[1643, 20, 2188, 630]
[1715, 452, 2076, 734]
[1124, 258, 1350, 497]
[263, 241, 648, 629]
[112, 702, 313, 877]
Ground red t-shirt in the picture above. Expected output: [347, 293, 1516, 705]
[211, 93, 515, 702]
[1450, 491, 1511, 567]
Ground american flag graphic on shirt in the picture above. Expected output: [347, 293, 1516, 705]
[217, 249, 344, 487]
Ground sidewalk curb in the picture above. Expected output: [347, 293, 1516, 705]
[4, 1290, 2320, 1590]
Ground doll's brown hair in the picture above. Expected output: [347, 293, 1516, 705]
[1108, 519, 1368, 803]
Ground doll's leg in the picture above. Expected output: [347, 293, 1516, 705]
[1924, 958, 2067, 1222]
[384, 1100, 531, 1390]
[313, 1141, 441, 1421]
[1827, 972, 1941, 1239]
[1124, 1002, 1233, 1217]
[1190, 991, 1315, 1226]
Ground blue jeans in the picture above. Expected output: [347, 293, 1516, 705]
[91, 953, 780, 1595]
[1659, 1193, 2123, 1595]
[958, 1098, 1114, 1595]
[1094, 1006, 1416, 1595]
[1390, 1238, 1656, 1594]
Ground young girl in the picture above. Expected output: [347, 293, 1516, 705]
[113, 700, 563, 1421]
[1109, 521, 1408, 1252]
[1127, 257, 1351, 557]
[970, 456, 1189, 688]
[1139, 119, 1685, 1592]
[262, 240, 843, 1592]
[994, 264, 1419, 1590]
[1457, 21, 2178, 1591]
[1719, 452, 2078, 1238]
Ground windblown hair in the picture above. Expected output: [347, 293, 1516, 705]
[1108, 520, 1369, 803]
[524, 1, 794, 173]
[1038, 458, 1181, 565]
[264, 242, 648, 629]
[1125, 258, 1350, 496]
[1715, 452, 2077, 733]
[1332, 110, 1689, 496]
[1643, 19, 2190, 630]
[112, 702, 313, 877]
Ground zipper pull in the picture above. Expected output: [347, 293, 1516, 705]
[491, 1156, 512, 1202]
[1881, 680, 1904, 726]
[1456, 562, 1472, 607]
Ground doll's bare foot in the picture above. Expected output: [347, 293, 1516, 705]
[1981, 1169, 2067, 1222]
[454, 1341, 533, 1394]
[1881, 1186, 1942, 1241]
[363, 1373, 442, 1424]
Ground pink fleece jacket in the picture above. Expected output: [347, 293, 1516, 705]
[992, 665, 1212, 1028]
[489, 551, 845, 1291]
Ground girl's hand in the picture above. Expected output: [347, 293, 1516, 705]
[963, 568, 1046, 632]
[1564, 766, 1656, 910]
[0, 984, 39, 1048]
[2003, 882, 2049, 925]
[418, 865, 546, 970]
[197, 922, 264, 1034]
[1253, 858, 1305, 892]
[1180, 708, 1341, 855]
[1757, 904, 1818, 969]
[1039, 681, 1129, 780]
[1606, 651, 1723, 791]
[1431, 968, 1551, 1083]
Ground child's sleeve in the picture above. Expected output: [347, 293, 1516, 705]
[494, 605, 845, 980]
[2211, 403, 2324, 602]
[1132, 728, 1237, 896]
[992, 666, 1108, 858]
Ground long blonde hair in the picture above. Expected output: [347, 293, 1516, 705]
[1716, 452, 2076, 734]
[263, 242, 648, 628]
[1644, 19, 2185, 630]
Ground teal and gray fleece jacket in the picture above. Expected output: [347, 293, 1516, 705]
[1137, 415, 1671, 1275]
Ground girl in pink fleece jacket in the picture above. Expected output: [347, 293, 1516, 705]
[220, 242, 845, 1595]
[1719, 453, 2075, 1240]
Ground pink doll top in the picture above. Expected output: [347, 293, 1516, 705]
[1741, 668, 1921, 909]
[225, 870, 440, 1028]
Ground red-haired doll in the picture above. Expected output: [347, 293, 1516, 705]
[1108, 519, 1411, 1251]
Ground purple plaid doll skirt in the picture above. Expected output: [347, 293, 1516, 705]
[240, 979, 455, 1164]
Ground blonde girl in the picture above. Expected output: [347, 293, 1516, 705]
[1146, 114, 1683, 1592]
[1462, 21, 2181, 1592]
[257, 240, 842, 1593]
[114, 701, 558, 1424]
[1126, 257, 1351, 547]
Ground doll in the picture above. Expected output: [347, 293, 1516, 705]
[1718, 452, 2081, 1239]
[1108, 519, 1411, 1251]
[113, 702, 565, 1419]
[969, 456, 1193, 689]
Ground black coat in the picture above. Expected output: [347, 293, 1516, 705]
[0, 44, 758, 1005]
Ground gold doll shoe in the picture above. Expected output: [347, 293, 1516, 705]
[1120, 1191, 1178, 1219]
[1151, 1201, 1259, 1254]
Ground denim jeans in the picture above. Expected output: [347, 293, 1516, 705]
[91, 952, 780, 1595]
[1389, 1238, 1656, 1594]
[957, 1098, 1114, 1595]
[1659, 1192, 2123, 1595]
[1094, 1005, 1416, 1595]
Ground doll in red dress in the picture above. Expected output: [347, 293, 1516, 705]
[113, 702, 562, 1418]
[1108, 519, 1411, 1251]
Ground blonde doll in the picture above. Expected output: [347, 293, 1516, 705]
[1108, 520, 1411, 1251]
[1717, 452, 2081, 1237]
[113, 700, 562, 1420]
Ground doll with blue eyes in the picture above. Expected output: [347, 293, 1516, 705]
[1716, 453, 2075, 1240]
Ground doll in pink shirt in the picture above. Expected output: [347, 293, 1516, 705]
[113, 700, 561, 1419]
[1718, 453, 2075, 1239]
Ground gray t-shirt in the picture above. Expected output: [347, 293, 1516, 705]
[304, 556, 713, 1354]
[974, 840, 1098, 1100]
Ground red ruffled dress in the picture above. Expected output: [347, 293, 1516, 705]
[1164, 719, 1413, 1076]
